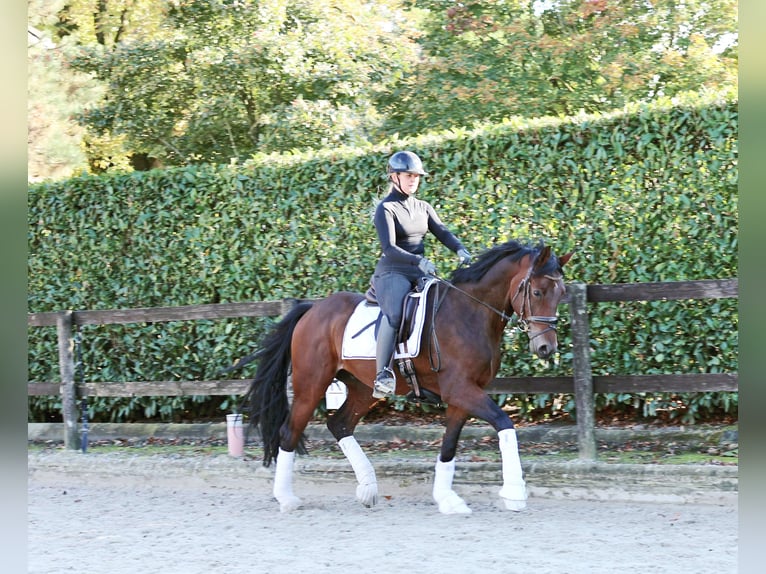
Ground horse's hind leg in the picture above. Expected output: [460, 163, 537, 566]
[327, 375, 379, 508]
[272, 364, 336, 513]
[273, 448, 302, 512]
[269, 387, 317, 512]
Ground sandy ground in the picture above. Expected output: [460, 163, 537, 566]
[28, 450, 737, 574]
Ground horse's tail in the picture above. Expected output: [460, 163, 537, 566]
[242, 301, 314, 467]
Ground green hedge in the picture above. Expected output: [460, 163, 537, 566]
[28, 89, 737, 423]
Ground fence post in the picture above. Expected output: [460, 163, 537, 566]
[568, 283, 596, 461]
[56, 310, 80, 450]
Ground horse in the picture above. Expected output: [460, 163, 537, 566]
[241, 239, 572, 514]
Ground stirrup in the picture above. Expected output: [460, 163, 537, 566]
[372, 367, 396, 399]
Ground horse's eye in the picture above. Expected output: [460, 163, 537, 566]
[533, 289, 542, 297]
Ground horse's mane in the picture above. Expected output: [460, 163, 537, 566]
[449, 240, 560, 284]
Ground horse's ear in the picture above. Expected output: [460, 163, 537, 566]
[535, 245, 551, 271]
[558, 251, 574, 267]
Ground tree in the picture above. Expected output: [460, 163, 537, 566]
[27, 1, 102, 180]
[385, 0, 738, 134]
[69, 0, 420, 166]
[28, 0, 172, 176]
[28, 0, 738, 177]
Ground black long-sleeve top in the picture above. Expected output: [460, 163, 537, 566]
[373, 188, 465, 277]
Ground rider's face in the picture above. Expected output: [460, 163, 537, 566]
[393, 172, 421, 195]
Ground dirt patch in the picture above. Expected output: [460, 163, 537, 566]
[28, 448, 737, 574]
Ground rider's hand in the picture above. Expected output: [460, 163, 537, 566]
[457, 248, 472, 265]
[418, 257, 436, 276]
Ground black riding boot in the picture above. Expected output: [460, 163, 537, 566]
[372, 316, 396, 398]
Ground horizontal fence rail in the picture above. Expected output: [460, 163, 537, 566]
[25, 373, 740, 398]
[28, 279, 738, 457]
[27, 299, 297, 327]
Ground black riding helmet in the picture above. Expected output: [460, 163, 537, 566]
[387, 150, 427, 176]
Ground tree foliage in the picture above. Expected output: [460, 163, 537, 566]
[28, 0, 106, 181]
[68, 0, 420, 166]
[28, 0, 738, 175]
[387, 0, 738, 134]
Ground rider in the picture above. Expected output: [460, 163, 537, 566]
[371, 150, 472, 398]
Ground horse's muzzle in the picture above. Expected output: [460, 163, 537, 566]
[524, 317, 558, 359]
[527, 327, 558, 358]
[532, 341, 556, 359]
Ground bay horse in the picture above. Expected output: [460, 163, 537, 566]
[242, 239, 572, 514]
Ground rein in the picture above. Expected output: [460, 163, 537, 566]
[435, 278, 515, 324]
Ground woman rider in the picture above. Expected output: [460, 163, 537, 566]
[371, 150, 472, 398]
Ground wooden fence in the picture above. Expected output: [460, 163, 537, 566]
[28, 279, 738, 459]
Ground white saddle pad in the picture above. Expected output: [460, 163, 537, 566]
[341, 280, 436, 360]
[341, 301, 381, 359]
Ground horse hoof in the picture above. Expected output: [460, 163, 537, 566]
[500, 498, 527, 512]
[356, 484, 379, 508]
[436, 491, 472, 515]
[278, 495, 303, 513]
[499, 483, 527, 511]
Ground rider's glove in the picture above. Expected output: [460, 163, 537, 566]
[417, 257, 436, 276]
[457, 248, 472, 265]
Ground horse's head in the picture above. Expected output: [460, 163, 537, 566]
[510, 245, 573, 359]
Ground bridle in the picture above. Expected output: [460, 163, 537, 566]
[434, 263, 562, 339]
[510, 266, 562, 340]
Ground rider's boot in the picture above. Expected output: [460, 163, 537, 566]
[372, 316, 397, 399]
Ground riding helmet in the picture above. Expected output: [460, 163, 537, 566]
[387, 150, 427, 176]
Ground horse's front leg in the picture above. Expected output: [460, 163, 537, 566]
[442, 394, 527, 512]
[338, 436, 378, 507]
[497, 428, 527, 511]
[467, 396, 527, 511]
[433, 410, 471, 514]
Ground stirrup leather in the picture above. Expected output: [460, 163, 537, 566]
[397, 358, 443, 406]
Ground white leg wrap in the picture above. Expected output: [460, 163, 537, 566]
[338, 436, 378, 507]
[273, 448, 302, 512]
[498, 429, 527, 511]
[432, 456, 471, 515]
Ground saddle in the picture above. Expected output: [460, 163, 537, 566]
[361, 277, 443, 405]
[364, 276, 429, 349]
